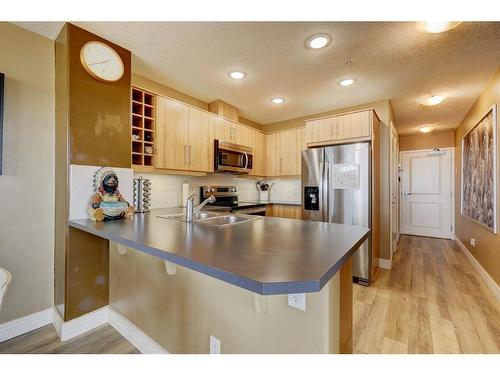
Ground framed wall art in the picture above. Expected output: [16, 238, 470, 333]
[461, 104, 497, 233]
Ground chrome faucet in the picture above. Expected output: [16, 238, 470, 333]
[185, 194, 216, 222]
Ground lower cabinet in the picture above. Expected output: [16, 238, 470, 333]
[267, 204, 302, 219]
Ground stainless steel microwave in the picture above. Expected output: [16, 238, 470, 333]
[214, 140, 253, 174]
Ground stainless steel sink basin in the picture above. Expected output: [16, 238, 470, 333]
[158, 211, 220, 222]
[158, 212, 261, 227]
[199, 214, 261, 227]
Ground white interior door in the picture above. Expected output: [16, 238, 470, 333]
[400, 149, 453, 239]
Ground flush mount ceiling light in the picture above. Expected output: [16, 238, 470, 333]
[419, 126, 436, 133]
[305, 33, 332, 49]
[338, 78, 356, 87]
[423, 21, 462, 33]
[228, 70, 247, 80]
[271, 97, 286, 104]
[422, 95, 445, 106]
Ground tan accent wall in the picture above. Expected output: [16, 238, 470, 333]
[55, 23, 132, 320]
[454, 68, 500, 285]
[132, 74, 263, 131]
[0, 23, 55, 323]
[109, 242, 341, 354]
[399, 130, 454, 151]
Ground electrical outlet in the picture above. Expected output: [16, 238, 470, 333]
[288, 293, 306, 311]
[470, 238, 476, 248]
[210, 335, 221, 354]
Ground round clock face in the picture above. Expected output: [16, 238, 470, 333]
[80, 41, 124, 82]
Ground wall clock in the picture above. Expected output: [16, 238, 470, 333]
[80, 41, 124, 83]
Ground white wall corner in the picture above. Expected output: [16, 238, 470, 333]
[108, 306, 168, 354]
[0, 308, 53, 343]
[454, 236, 500, 302]
[378, 258, 392, 270]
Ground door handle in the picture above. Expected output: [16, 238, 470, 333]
[402, 192, 412, 196]
[243, 152, 248, 169]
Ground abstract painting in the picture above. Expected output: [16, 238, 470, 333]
[461, 105, 497, 232]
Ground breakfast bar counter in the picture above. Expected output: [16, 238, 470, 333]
[68, 208, 370, 295]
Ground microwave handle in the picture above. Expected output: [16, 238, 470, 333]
[243, 152, 248, 169]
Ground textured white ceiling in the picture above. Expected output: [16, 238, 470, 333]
[13, 21, 500, 134]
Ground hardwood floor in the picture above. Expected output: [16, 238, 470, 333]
[353, 235, 500, 354]
[0, 324, 139, 354]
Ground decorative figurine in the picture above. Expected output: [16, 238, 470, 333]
[88, 167, 134, 222]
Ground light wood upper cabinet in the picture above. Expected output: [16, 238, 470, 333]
[305, 110, 373, 146]
[251, 131, 265, 176]
[155, 97, 212, 172]
[155, 96, 189, 170]
[333, 111, 371, 140]
[212, 116, 233, 143]
[279, 128, 304, 176]
[188, 107, 212, 172]
[265, 128, 304, 177]
[265, 133, 279, 177]
[305, 117, 334, 144]
[234, 124, 253, 148]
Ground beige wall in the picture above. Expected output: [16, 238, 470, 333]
[109, 242, 341, 353]
[399, 130, 454, 151]
[454, 68, 500, 285]
[132, 74, 263, 131]
[0, 23, 55, 323]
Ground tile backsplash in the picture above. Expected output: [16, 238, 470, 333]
[133, 172, 301, 209]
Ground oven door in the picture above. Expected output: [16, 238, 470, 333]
[215, 140, 253, 174]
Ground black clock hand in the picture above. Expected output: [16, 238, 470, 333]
[88, 59, 110, 66]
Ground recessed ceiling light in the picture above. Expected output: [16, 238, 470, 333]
[419, 126, 435, 133]
[423, 21, 462, 33]
[339, 79, 356, 87]
[422, 95, 445, 106]
[271, 97, 285, 104]
[228, 70, 246, 80]
[305, 34, 332, 49]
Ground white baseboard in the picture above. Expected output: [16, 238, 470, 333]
[379, 258, 392, 270]
[454, 236, 500, 302]
[52, 306, 108, 342]
[108, 307, 167, 354]
[0, 308, 53, 343]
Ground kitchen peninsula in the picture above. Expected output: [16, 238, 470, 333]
[68, 208, 369, 353]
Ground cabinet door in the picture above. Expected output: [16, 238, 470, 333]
[305, 117, 333, 144]
[188, 107, 212, 172]
[212, 116, 233, 143]
[251, 131, 265, 176]
[333, 111, 372, 140]
[234, 124, 253, 148]
[155, 97, 189, 170]
[265, 133, 279, 177]
[279, 129, 304, 176]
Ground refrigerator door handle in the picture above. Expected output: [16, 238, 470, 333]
[321, 160, 329, 222]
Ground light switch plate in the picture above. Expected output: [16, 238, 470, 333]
[288, 293, 306, 311]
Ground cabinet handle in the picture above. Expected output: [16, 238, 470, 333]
[189, 145, 192, 166]
[184, 145, 188, 166]
[280, 158, 283, 175]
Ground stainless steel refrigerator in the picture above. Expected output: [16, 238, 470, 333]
[301, 142, 372, 286]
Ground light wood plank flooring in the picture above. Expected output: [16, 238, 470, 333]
[353, 235, 500, 354]
[0, 324, 139, 354]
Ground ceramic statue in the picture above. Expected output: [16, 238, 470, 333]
[88, 167, 134, 222]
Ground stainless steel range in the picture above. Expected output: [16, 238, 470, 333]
[200, 186, 267, 216]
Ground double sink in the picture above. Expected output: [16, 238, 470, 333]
[158, 211, 261, 227]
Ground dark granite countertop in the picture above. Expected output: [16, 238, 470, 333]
[68, 208, 369, 295]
